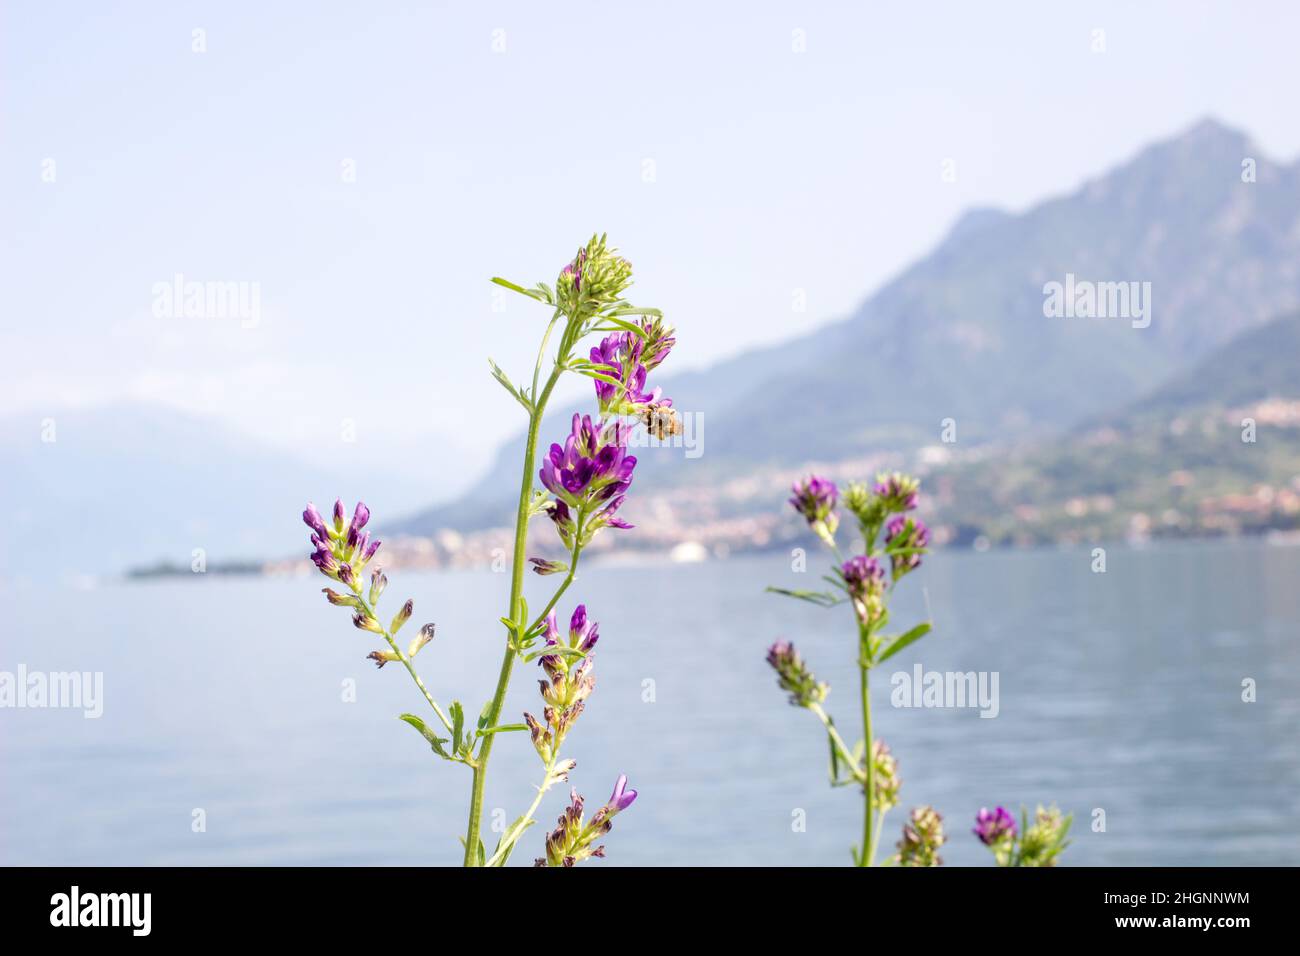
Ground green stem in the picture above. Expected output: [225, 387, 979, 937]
[354, 590, 454, 735]
[809, 702, 861, 779]
[861, 660, 874, 867]
[462, 365, 564, 866]
[869, 806, 886, 866]
[486, 752, 561, 867]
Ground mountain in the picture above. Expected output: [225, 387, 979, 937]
[1, 403, 474, 578]
[403, 118, 1300, 536]
[933, 310, 1300, 545]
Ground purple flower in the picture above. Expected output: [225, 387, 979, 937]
[606, 774, 637, 814]
[885, 515, 930, 578]
[529, 557, 567, 576]
[305, 499, 382, 582]
[559, 247, 586, 291]
[873, 472, 919, 513]
[840, 555, 885, 626]
[766, 639, 827, 707]
[538, 415, 638, 542]
[350, 501, 370, 533]
[973, 806, 1017, 846]
[589, 331, 669, 414]
[638, 316, 676, 371]
[569, 604, 599, 652]
[841, 554, 884, 590]
[302, 502, 329, 539]
[790, 476, 839, 529]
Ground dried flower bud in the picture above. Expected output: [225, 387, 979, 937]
[322, 587, 361, 608]
[367, 650, 399, 668]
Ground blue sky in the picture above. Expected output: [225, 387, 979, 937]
[5, 0, 1300, 506]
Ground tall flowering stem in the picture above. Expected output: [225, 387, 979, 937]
[301, 236, 673, 867]
[767, 473, 933, 866]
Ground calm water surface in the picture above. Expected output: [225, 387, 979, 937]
[2, 541, 1298, 865]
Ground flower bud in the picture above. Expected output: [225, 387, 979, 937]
[366, 650, 399, 668]
[407, 622, 435, 658]
[322, 587, 361, 608]
[896, 805, 946, 867]
[369, 568, 388, 604]
[302, 502, 329, 539]
[352, 611, 384, 634]
[390, 599, 413, 634]
[529, 557, 567, 576]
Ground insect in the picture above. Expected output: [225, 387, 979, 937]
[641, 404, 682, 441]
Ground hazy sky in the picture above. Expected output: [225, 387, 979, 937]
[5, 0, 1300, 503]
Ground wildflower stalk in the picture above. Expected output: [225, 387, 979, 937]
[462, 363, 563, 865]
[304, 236, 668, 868]
[357, 589, 454, 736]
[860, 653, 874, 866]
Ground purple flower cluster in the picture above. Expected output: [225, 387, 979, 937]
[973, 806, 1017, 846]
[790, 475, 838, 526]
[766, 639, 827, 707]
[303, 499, 381, 588]
[590, 332, 663, 411]
[873, 472, 919, 513]
[541, 415, 637, 547]
[841, 554, 886, 625]
[536, 775, 638, 867]
[525, 605, 601, 762]
[884, 515, 931, 578]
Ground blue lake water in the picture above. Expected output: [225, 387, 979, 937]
[2, 541, 1298, 866]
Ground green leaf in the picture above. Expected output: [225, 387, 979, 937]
[488, 358, 531, 412]
[765, 585, 844, 608]
[487, 815, 537, 867]
[399, 713, 451, 759]
[450, 701, 466, 754]
[876, 622, 932, 664]
[604, 305, 662, 318]
[522, 644, 588, 663]
[491, 276, 551, 304]
[592, 316, 651, 338]
[477, 723, 528, 736]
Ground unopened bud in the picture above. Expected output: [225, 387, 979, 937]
[369, 568, 388, 604]
[407, 622, 435, 658]
[390, 599, 413, 634]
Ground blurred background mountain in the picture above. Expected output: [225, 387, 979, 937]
[8, 119, 1300, 577]
[400, 119, 1300, 552]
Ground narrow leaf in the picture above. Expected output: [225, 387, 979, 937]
[877, 622, 933, 664]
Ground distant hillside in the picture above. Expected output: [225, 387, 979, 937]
[936, 311, 1300, 545]
[403, 118, 1300, 537]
